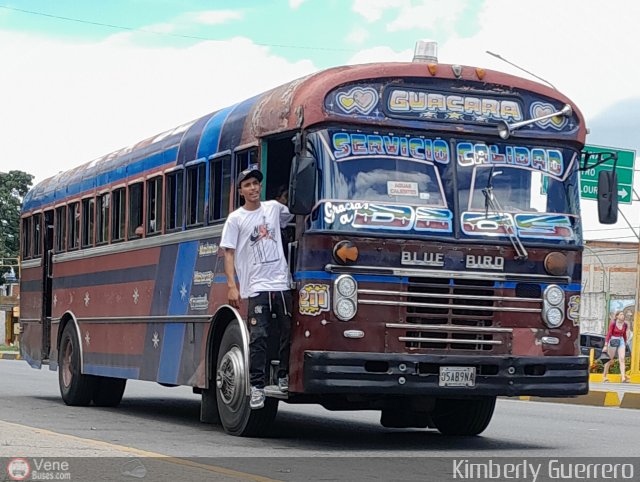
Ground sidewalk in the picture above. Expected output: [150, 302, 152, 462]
[0, 349, 20, 360]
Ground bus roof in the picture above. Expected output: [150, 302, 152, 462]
[22, 61, 584, 213]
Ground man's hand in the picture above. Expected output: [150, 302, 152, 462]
[228, 286, 240, 308]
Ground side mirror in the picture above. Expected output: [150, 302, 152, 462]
[597, 170, 618, 224]
[289, 154, 317, 215]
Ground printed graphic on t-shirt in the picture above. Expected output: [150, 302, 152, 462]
[249, 217, 279, 264]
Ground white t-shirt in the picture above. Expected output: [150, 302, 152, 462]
[220, 200, 294, 298]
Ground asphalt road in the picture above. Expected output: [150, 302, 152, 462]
[1, 359, 639, 481]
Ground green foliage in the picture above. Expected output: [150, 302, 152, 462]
[590, 357, 630, 375]
[0, 170, 34, 279]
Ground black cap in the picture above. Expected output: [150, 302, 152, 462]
[237, 168, 263, 186]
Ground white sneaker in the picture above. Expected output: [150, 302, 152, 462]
[250, 386, 265, 409]
[277, 375, 289, 393]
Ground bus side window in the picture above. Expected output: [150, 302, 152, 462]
[55, 205, 67, 252]
[186, 163, 205, 228]
[165, 170, 184, 232]
[96, 193, 110, 245]
[234, 148, 257, 208]
[81, 197, 95, 248]
[128, 182, 144, 239]
[67, 202, 80, 250]
[146, 176, 162, 235]
[33, 213, 42, 257]
[208, 155, 231, 223]
[111, 188, 126, 242]
[21, 217, 32, 259]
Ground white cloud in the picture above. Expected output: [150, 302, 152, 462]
[187, 9, 244, 25]
[347, 45, 412, 64]
[345, 26, 370, 45]
[386, 0, 471, 33]
[289, 0, 306, 9]
[0, 30, 315, 185]
[352, 0, 409, 23]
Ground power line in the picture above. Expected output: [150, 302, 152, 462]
[0, 4, 354, 52]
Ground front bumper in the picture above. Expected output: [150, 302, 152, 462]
[303, 351, 589, 397]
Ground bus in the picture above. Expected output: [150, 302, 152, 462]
[19, 41, 618, 437]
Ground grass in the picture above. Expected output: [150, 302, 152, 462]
[0, 344, 19, 352]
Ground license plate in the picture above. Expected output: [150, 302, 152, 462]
[439, 366, 476, 387]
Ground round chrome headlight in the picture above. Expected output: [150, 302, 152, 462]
[545, 285, 564, 306]
[335, 298, 357, 321]
[545, 307, 563, 327]
[336, 275, 357, 297]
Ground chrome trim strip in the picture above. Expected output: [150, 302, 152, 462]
[399, 336, 503, 345]
[359, 289, 540, 304]
[358, 299, 541, 312]
[53, 225, 223, 263]
[53, 315, 211, 323]
[386, 323, 513, 333]
[21, 259, 42, 269]
[19, 318, 41, 323]
[325, 264, 571, 284]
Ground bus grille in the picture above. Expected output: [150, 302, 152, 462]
[358, 277, 541, 352]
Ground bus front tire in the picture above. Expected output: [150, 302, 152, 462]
[215, 323, 277, 437]
[58, 324, 96, 406]
[431, 397, 496, 436]
[92, 377, 127, 407]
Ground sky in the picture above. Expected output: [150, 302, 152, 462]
[1, 0, 639, 242]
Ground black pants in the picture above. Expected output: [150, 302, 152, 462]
[247, 291, 292, 388]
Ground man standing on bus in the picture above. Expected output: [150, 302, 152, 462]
[220, 167, 293, 410]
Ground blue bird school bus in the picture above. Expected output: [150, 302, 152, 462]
[20, 42, 618, 436]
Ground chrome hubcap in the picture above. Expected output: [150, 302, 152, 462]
[216, 346, 245, 408]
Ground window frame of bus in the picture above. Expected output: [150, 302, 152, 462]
[164, 167, 184, 233]
[127, 180, 144, 240]
[21, 216, 32, 260]
[146, 176, 163, 236]
[96, 191, 110, 246]
[54, 205, 67, 253]
[185, 159, 206, 229]
[208, 153, 232, 224]
[81, 196, 96, 248]
[67, 201, 81, 251]
[32, 212, 43, 257]
[234, 147, 258, 209]
[111, 187, 126, 243]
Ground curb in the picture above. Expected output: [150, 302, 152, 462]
[0, 352, 21, 360]
[517, 390, 621, 407]
[620, 393, 640, 409]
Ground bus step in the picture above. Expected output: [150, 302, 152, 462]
[264, 385, 289, 400]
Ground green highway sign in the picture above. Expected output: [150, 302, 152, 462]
[580, 145, 635, 204]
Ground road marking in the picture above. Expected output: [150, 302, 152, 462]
[0, 420, 281, 482]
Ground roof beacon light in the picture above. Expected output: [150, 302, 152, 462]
[413, 40, 438, 63]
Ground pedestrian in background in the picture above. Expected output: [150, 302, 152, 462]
[602, 310, 630, 383]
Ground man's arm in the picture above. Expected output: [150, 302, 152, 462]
[224, 248, 240, 308]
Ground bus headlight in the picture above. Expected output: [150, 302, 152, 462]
[542, 285, 565, 328]
[334, 275, 357, 321]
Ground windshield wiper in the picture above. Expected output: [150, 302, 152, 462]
[481, 186, 529, 261]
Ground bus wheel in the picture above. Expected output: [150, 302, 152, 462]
[431, 397, 496, 436]
[92, 377, 127, 407]
[215, 323, 277, 437]
[58, 324, 96, 406]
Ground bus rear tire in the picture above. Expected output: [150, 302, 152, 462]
[431, 397, 496, 436]
[215, 323, 277, 437]
[92, 377, 127, 407]
[58, 324, 96, 406]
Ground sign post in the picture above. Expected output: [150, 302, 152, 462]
[580, 145, 635, 203]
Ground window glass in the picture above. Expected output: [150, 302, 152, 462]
[186, 163, 206, 227]
[67, 202, 80, 249]
[21, 217, 32, 259]
[128, 182, 144, 239]
[33, 213, 42, 256]
[208, 156, 231, 222]
[54, 206, 67, 252]
[165, 171, 184, 231]
[81, 197, 95, 247]
[146, 177, 162, 235]
[96, 193, 110, 244]
[111, 188, 126, 242]
[234, 149, 257, 208]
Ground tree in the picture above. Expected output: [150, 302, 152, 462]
[0, 170, 34, 280]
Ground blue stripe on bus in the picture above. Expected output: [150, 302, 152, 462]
[84, 364, 140, 379]
[294, 271, 404, 284]
[157, 241, 199, 384]
[23, 146, 179, 212]
[197, 105, 235, 159]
